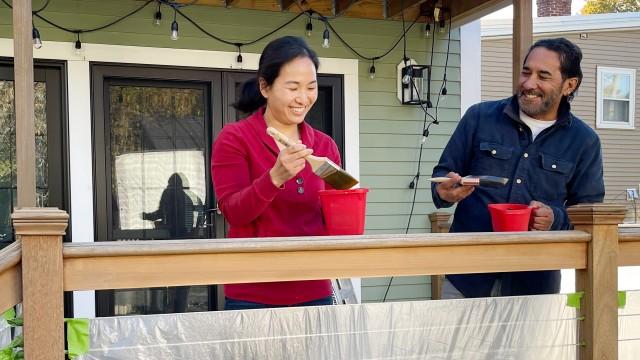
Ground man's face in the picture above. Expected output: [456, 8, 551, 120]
[517, 47, 577, 120]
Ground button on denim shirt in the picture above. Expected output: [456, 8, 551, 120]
[432, 96, 605, 297]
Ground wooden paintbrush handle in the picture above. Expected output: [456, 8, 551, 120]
[266, 127, 324, 168]
[266, 127, 296, 148]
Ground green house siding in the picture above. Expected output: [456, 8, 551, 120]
[0, 0, 460, 302]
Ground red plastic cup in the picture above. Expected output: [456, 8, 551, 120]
[488, 203, 532, 232]
[318, 188, 369, 235]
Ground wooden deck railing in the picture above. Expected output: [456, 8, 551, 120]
[2, 203, 639, 359]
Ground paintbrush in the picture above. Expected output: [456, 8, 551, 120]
[427, 175, 509, 188]
[266, 127, 359, 190]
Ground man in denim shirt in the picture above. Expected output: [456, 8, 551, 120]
[432, 38, 605, 298]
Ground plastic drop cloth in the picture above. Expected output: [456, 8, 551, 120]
[620, 290, 640, 359]
[0, 318, 10, 348]
[77, 294, 578, 360]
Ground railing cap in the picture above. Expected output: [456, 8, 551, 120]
[567, 203, 627, 225]
[428, 212, 452, 221]
[11, 207, 69, 235]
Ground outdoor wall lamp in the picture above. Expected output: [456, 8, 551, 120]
[397, 60, 432, 106]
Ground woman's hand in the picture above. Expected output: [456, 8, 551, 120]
[269, 142, 313, 187]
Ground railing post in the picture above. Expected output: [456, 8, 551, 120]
[428, 212, 452, 300]
[12, 208, 69, 360]
[567, 203, 626, 360]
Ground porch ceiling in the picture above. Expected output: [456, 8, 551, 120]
[166, 0, 512, 27]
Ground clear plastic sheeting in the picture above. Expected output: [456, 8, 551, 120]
[0, 318, 10, 348]
[78, 295, 578, 360]
[620, 290, 640, 359]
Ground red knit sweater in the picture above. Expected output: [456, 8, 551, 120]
[211, 109, 340, 305]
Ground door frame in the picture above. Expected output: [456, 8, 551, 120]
[91, 64, 224, 316]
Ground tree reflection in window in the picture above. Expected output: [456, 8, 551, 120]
[0, 81, 47, 248]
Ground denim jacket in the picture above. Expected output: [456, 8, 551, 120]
[431, 95, 605, 297]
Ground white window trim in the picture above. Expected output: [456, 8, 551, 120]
[596, 66, 636, 130]
[0, 39, 361, 316]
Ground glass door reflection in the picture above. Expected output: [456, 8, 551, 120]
[107, 82, 211, 315]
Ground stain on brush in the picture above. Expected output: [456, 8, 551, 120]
[266, 127, 359, 190]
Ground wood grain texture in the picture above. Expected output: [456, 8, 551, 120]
[21, 234, 65, 360]
[0, 263, 21, 314]
[512, 0, 532, 93]
[62, 231, 590, 257]
[63, 241, 587, 291]
[12, 0, 36, 207]
[0, 241, 22, 312]
[12, 208, 68, 360]
[568, 204, 626, 360]
[11, 207, 70, 236]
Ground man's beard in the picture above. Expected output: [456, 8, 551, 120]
[517, 89, 560, 119]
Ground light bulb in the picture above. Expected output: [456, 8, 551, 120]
[154, 10, 162, 26]
[402, 73, 411, 85]
[171, 20, 179, 40]
[236, 53, 243, 64]
[369, 65, 376, 79]
[322, 28, 330, 48]
[424, 23, 431, 38]
[439, 19, 446, 33]
[306, 21, 312, 37]
[74, 40, 82, 56]
[32, 27, 42, 49]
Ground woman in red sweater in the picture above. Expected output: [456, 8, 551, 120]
[211, 36, 341, 310]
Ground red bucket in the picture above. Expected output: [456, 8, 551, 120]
[319, 188, 369, 235]
[488, 203, 532, 232]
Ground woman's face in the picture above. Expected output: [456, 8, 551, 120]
[260, 56, 318, 127]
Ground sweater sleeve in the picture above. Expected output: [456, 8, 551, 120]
[211, 127, 282, 226]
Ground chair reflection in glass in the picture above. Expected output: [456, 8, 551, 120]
[142, 172, 204, 312]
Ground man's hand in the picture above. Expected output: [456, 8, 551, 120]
[529, 200, 554, 231]
[435, 172, 475, 204]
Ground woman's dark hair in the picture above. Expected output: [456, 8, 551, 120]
[524, 38, 583, 102]
[233, 36, 320, 114]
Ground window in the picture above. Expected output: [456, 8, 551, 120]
[0, 63, 68, 248]
[596, 66, 636, 129]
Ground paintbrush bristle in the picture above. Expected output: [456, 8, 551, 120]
[314, 160, 359, 189]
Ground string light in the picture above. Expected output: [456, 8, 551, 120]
[154, 3, 162, 26]
[2, 0, 436, 84]
[236, 44, 243, 64]
[305, 16, 313, 37]
[369, 59, 376, 79]
[439, 15, 446, 33]
[32, 26, 42, 49]
[424, 20, 431, 38]
[170, 9, 179, 40]
[74, 32, 82, 56]
[322, 21, 330, 48]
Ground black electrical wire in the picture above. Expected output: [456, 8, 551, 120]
[435, 10, 452, 120]
[176, 6, 307, 47]
[33, 0, 51, 14]
[34, 0, 154, 34]
[324, 14, 419, 62]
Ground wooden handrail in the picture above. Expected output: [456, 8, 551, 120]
[0, 240, 22, 312]
[63, 231, 590, 257]
[61, 231, 590, 292]
[618, 227, 640, 266]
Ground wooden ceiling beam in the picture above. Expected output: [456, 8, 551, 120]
[386, 0, 425, 19]
[335, 0, 362, 16]
[281, 0, 297, 11]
